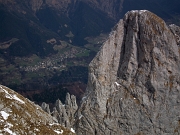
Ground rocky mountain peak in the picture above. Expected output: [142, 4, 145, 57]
[74, 10, 180, 134]
[41, 92, 78, 130]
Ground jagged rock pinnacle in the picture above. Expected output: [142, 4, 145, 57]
[74, 10, 180, 135]
[41, 93, 78, 129]
[41, 102, 51, 114]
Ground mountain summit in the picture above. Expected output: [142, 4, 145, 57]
[74, 10, 180, 135]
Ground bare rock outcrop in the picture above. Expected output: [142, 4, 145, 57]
[42, 93, 78, 129]
[169, 24, 180, 46]
[41, 102, 51, 114]
[54, 99, 71, 128]
[75, 10, 180, 135]
[65, 93, 78, 126]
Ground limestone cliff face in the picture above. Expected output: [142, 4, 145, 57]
[75, 10, 180, 135]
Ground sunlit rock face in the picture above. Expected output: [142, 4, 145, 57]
[75, 10, 180, 135]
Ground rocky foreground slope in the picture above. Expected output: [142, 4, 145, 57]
[0, 85, 75, 135]
[74, 10, 180, 135]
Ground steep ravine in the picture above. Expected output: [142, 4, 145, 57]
[74, 10, 180, 135]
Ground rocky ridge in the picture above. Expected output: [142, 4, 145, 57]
[0, 84, 75, 135]
[41, 93, 78, 129]
[74, 10, 180, 135]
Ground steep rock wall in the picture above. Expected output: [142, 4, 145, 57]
[75, 10, 180, 135]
